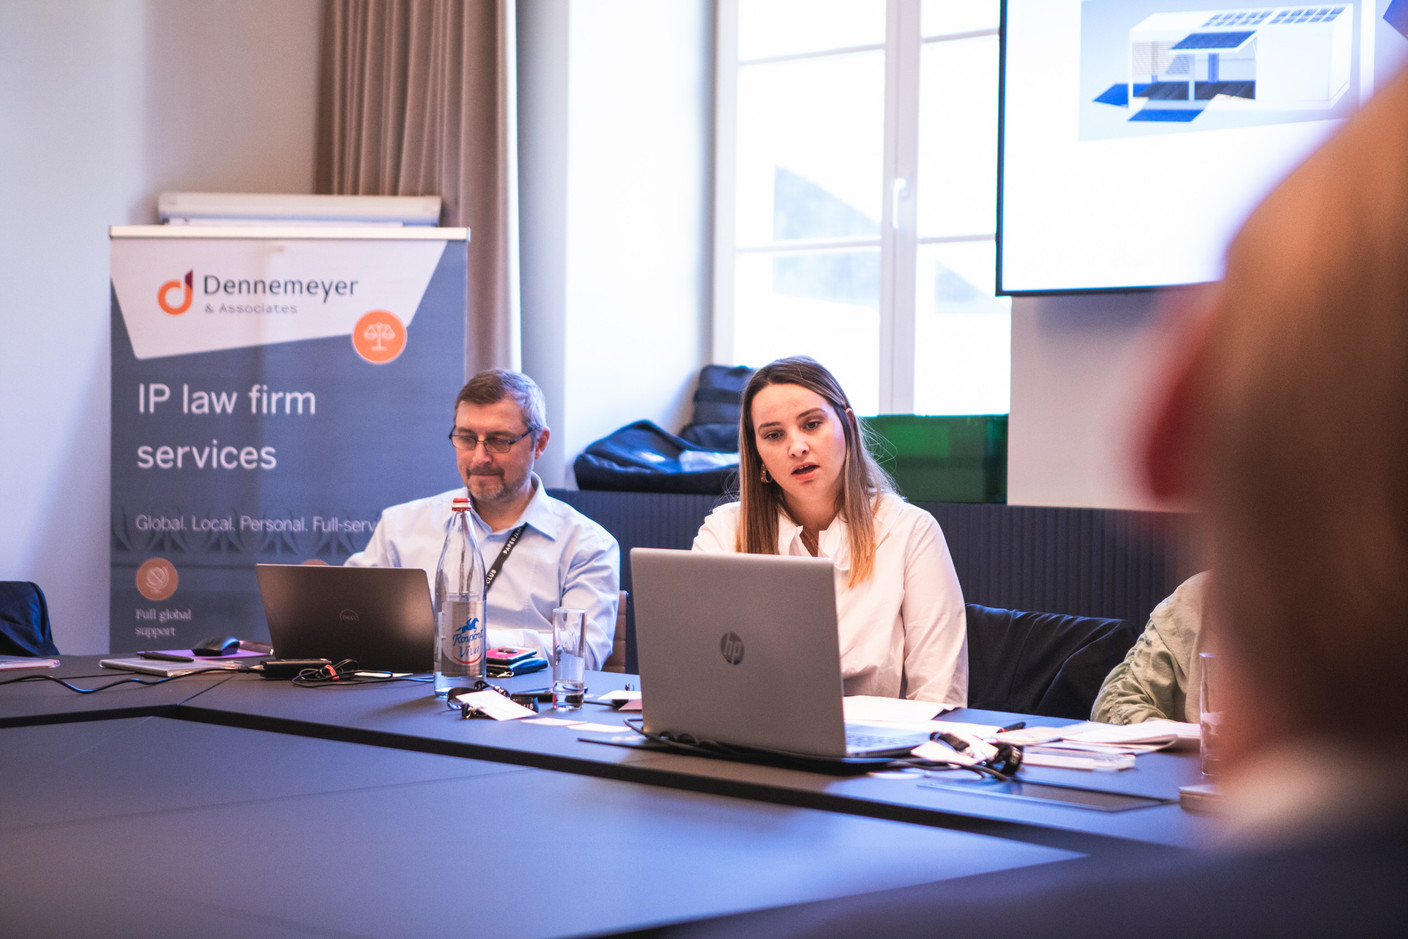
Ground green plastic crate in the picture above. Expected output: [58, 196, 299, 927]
[862, 414, 1008, 504]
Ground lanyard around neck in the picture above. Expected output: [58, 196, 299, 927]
[483, 523, 528, 594]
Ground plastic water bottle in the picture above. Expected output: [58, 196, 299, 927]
[433, 496, 486, 695]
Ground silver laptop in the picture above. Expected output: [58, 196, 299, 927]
[255, 564, 435, 673]
[630, 548, 931, 760]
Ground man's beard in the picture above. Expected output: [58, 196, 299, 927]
[467, 469, 523, 508]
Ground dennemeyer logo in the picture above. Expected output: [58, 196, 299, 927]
[158, 270, 194, 315]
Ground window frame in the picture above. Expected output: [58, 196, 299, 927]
[712, 0, 1007, 417]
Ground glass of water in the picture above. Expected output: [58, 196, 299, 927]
[551, 607, 588, 709]
[1199, 651, 1230, 776]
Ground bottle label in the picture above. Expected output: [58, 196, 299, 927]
[439, 598, 484, 668]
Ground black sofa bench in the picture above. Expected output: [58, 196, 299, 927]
[550, 489, 1197, 674]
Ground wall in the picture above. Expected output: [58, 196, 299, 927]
[1008, 290, 1186, 511]
[2, 0, 1178, 655]
[0, 0, 320, 654]
[518, 0, 714, 488]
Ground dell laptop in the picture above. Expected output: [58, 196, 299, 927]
[629, 547, 931, 760]
[255, 564, 435, 673]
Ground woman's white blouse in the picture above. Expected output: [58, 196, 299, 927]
[692, 494, 968, 706]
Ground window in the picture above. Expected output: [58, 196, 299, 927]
[714, 0, 1009, 416]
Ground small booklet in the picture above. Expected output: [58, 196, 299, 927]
[998, 719, 1200, 756]
[99, 654, 250, 678]
[1060, 719, 1200, 750]
[0, 654, 60, 671]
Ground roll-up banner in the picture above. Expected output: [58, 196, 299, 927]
[109, 226, 469, 652]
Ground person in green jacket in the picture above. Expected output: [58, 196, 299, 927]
[1091, 571, 1209, 725]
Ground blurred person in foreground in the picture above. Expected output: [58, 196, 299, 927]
[673, 64, 1408, 939]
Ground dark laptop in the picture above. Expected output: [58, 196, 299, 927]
[255, 564, 435, 672]
[629, 548, 931, 760]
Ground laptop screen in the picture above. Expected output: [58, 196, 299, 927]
[630, 548, 854, 757]
[256, 564, 435, 672]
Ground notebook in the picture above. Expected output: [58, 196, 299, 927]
[255, 564, 435, 673]
[629, 547, 930, 760]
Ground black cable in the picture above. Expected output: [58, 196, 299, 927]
[287, 659, 431, 687]
[895, 757, 1017, 782]
[290, 674, 430, 687]
[622, 718, 915, 766]
[0, 661, 430, 693]
[622, 717, 1025, 778]
[0, 666, 253, 694]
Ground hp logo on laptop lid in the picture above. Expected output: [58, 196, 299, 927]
[720, 632, 744, 665]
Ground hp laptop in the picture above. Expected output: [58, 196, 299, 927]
[255, 564, 435, 673]
[629, 548, 931, 761]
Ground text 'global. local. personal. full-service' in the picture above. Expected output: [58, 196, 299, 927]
[132, 514, 376, 534]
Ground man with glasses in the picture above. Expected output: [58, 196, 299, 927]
[347, 370, 619, 668]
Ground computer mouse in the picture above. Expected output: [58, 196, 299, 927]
[192, 636, 241, 657]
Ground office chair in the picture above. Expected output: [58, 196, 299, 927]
[0, 581, 60, 657]
[964, 602, 1137, 719]
[602, 590, 630, 673]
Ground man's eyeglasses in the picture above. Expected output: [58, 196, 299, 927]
[448, 429, 533, 453]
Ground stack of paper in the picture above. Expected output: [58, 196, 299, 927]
[1060, 719, 1201, 751]
[0, 655, 60, 670]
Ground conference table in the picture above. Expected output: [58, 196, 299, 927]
[0, 656, 1216, 937]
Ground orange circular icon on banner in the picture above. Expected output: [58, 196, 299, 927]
[158, 271, 194, 315]
[352, 310, 407, 364]
[136, 557, 179, 602]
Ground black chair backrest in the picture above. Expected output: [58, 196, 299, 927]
[0, 581, 60, 657]
[965, 603, 1137, 720]
[678, 363, 754, 451]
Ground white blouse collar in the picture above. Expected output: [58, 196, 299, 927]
[776, 508, 853, 571]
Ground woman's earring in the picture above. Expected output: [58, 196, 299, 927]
[760, 467, 772, 484]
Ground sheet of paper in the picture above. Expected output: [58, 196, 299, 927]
[525, 717, 631, 734]
[911, 739, 981, 765]
[452, 689, 536, 720]
[996, 726, 1071, 746]
[1022, 748, 1137, 771]
[1061, 719, 1199, 749]
[571, 721, 633, 733]
[843, 697, 1002, 739]
[843, 694, 945, 724]
[593, 689, 642, 711]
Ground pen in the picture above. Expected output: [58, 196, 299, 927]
[138, 651, 195, 662]
[996, 721, 1027, 733]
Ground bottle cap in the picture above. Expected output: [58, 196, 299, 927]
[451, 497, 470, 512]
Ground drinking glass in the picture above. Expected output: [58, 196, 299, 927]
[551, 607, 588, 709]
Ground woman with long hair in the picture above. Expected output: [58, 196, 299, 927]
[692, 356, 967, 705]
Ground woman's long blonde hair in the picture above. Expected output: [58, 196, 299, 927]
[734, 356, 895, 586]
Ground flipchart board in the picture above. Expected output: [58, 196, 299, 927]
[109, 226, 468, 652]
